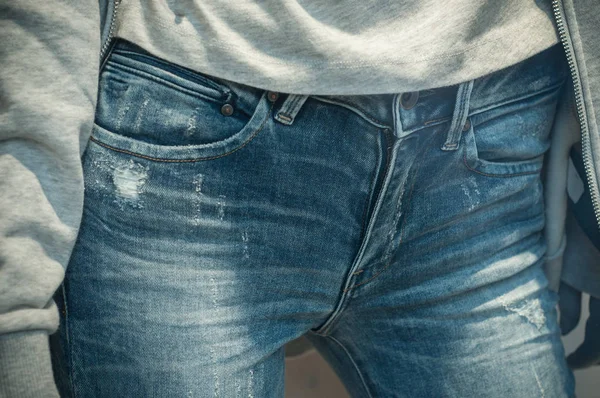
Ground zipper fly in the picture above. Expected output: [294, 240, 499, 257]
[552, 0, 600, 231]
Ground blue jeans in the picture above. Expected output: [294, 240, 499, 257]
[50, 39, 576, 397]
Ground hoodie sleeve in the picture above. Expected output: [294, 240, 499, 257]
[0, 1, 100, 396]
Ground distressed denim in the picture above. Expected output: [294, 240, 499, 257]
[50, 39, 576, 397]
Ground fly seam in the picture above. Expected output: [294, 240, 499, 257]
[344, 132, 434, 291]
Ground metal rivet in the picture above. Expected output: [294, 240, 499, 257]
[220, 103, 234, 116]
[463, 118, 471, 131]
[276, 112, 292, 123]
[400, 91, 419, 110]
[267, 91, 279, 102]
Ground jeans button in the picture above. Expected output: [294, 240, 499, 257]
[267, 91, 279, 102]
[400, 91, 419, 110]
[220, 103, 234, 116]
[463, 118, 471, 131]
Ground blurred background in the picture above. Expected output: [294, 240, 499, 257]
[283, 294, 598, 397]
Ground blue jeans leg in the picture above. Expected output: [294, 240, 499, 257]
[306, 43, 575, 398]
[50, 40, 575, 397]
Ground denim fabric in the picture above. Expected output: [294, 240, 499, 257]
[51, 39, 575, 397]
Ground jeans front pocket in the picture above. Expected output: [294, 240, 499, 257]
[90, 39, 273, 162]
[462, 81, 565, 178]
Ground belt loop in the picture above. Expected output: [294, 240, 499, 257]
[274, 94, 310, 126]
[441, 79, 474, 151]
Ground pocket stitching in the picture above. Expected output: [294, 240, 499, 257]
[88, 98, 275, 163]
[462, 150, 542, 178]
[461, 125, 543, 178]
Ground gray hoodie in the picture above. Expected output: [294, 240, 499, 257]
[1, 0, 599, 396]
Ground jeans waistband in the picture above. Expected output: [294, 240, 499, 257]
[110, 38, 566, 150]
[271, 43, 567, 145]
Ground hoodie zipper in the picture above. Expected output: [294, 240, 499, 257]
[552, 0, 600, 231]
[100, 0, 121, 61]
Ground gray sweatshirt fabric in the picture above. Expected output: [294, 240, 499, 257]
[117, 0, 559, 95]
[1, 1, 100, 396]
[1, 0, 599, 397]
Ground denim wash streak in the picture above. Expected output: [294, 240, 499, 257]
[50, 39, 576, 397]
